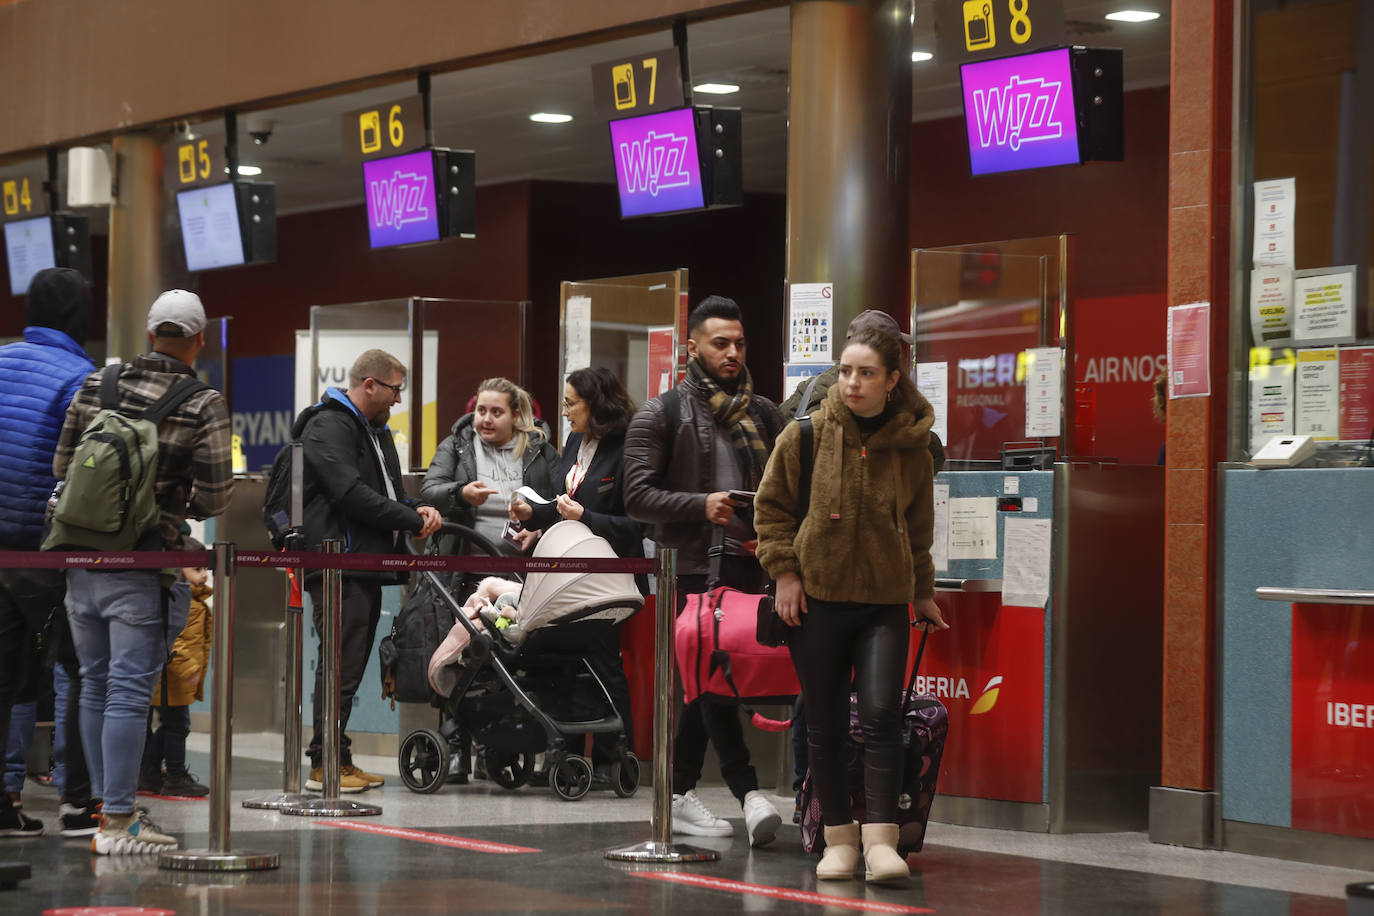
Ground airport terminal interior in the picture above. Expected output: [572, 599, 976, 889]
[1, 0, 1373, 913]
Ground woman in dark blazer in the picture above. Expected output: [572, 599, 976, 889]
[511, 367, 644, 781]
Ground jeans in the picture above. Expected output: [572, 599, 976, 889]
[306, 577, 382, 768]
[5, 700, 36, 794]
[53, 624, 92, 804]
[0, 583, 33, 812]
[66, 569, 185, 816]
[143, 705, 191, 777]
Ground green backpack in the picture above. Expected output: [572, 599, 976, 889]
[43, 364, 209, 552]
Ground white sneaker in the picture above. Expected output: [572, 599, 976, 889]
[91, 809, 178, 856]
[742, 790, 781, 847]
[670, 790, 733, 837]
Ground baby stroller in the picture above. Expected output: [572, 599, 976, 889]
[397, 520, 644, 801]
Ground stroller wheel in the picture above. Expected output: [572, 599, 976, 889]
[610, 751, 640, 799]
[398, 729, 450, 794]
[550, 754, 593, 801]
[483, 749, 533, 790]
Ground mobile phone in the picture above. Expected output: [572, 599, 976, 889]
[501, 518, 523, 545]
[727, 489, 756, 506]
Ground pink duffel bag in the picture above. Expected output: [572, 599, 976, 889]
[675, 584, 800, 713]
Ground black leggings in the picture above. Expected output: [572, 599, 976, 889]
[789, 597, 908, 826]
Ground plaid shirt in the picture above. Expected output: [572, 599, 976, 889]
[54, 352, 233, 548]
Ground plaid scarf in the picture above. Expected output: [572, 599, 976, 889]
[687, 357, 769, 488]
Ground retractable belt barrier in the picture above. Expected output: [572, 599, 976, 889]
[0, 549, 657, 575]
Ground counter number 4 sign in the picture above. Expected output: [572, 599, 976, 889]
[937, 0, 1065, 62]
[1, 174, 48, 221]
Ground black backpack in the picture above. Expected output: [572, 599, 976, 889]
[378, 573, 458, 705]
[262, 405, 322, 548]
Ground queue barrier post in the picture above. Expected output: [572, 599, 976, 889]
[605, 547, 719, 863]
[282, 539, 381, 818]
[242, 567, 311, 811]
[160, 542, 280, 871]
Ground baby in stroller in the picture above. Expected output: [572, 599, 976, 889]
[397, 520, 644, 801]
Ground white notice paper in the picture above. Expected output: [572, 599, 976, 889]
[788, 283, 834, 364]
[1295, 347, 1339, 441]
[948, 497, 997, 560]
[932, 482, 950, 572]
[1002, 517, 1052, 610]
[916, 362, 949, 445]
[1293, 267, 1357, 342]
[1025, 347, 1062, 438]
[1023, 496, 1039, 513]
[1249, 361, 1295, 452]
[1253, 178, 1295, 269]
[565, 295, 592, 372]
[1003, 476, 1019, 495]
[1249, 267, 1292, 342]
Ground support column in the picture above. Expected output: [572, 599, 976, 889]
[785, 0, 913, 338]
[107, 133, 164, 361]
[1149, 0, 1233, 849]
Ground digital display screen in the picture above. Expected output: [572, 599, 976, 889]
[4, 216, 56, 297]
[609, 107, 705, 218]
[177, 183, 246, 271]
[960, 48, 1081, 176]
[363, 150, 440, 248]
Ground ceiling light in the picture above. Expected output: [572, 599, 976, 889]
[236, 165, 262, 176]
[529, 112, 573, 124]
[1105, 10, 1160, 22]
[693, 83, 739, 95]
[911, 50, 934, 62]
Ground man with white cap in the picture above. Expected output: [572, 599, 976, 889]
[53, 289, 233, 855]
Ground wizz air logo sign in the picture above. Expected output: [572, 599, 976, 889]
[970, 76, 1064, 152]
[617, 130, 692, 197]
[368, 171, 431, 229]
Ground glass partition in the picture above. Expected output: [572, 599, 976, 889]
[305, 298, 527, 471]
[559, 270, 688, 443]
[911, 236, 1070, 464]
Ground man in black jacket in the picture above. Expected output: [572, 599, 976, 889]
[295, 349, 441, 792]
[624, 296, 785, 847]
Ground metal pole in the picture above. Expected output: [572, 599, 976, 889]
[605, 548, 717, 863]
[241, 571, 310, 810]
[161, 543, 279, 871]
[283, 539, 380, 817]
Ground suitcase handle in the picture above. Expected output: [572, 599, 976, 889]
[902, 620, 932, 721]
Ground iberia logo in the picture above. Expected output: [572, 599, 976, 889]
[969, 676, 1003, 715]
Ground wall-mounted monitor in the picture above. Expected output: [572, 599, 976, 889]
[608, 106, 742, 219]
[362, 148, 476, 249]
[960, 46, 1124, 177]
[176, 181, 276, 272]
[4, 215, 57, 297]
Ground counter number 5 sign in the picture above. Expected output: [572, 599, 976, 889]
[160, 137, 227, 192]
[938, 0, 1064, 62]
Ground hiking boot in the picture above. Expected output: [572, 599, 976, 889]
[0, 805, 43, 837]
[743, 790, 781, 847]
[91, 809, 177, 855]
[160, 771, 209, 798]
[305, 767, 367, 793]
[59, 801, 102, 838]
[668, 790, 733, 838]
[343, 764, 384, 788]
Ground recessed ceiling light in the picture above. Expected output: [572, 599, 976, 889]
[529, 112, 573, 124]
[1105, 10, 1160, 22]
[236, 165, 262, 176]
[911, 50, 934, 62]
[693, 83, 740, 95]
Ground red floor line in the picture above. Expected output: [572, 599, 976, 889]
[630, 872, 935, 914]
[315, 819, 541, 853]
[136, 791, 208, 802]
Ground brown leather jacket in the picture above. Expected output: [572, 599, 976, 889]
[623, 374, 783, 575]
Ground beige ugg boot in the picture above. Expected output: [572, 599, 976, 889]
[861, 823, 909, 884]
[815, 822, 862, 880]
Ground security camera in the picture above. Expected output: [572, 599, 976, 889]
[246, 116, 274, 145]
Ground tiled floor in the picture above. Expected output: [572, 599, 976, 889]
[0, 733, 1368, 915]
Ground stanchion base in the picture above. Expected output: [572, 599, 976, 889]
[158, 849, 280, 872]
[241, 792, 314, 810]
[280, 798, 382, 818]
[0, 861, 30, 890]
[604, 840, 720, 863]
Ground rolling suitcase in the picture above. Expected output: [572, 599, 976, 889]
[798, 622, 948, 856]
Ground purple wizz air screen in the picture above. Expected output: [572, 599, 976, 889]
[363, 150, 440, 248]
[960, 48, 1080, 176]
[609, 108, 705, 218]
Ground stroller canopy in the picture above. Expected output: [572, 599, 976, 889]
[517, 520, 644, 633]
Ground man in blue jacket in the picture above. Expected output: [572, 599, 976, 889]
[0, 268, 96, 839]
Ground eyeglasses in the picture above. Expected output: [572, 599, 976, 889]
[369, 377, 405, 396]
[562, 398, 582, 410]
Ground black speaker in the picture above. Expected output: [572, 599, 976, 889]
[50, 213, 92, 281]
[696, 107, 742, 207]
[234, 181, 276, 263]
[1070, 47, 1124, 163]
[435, 149, 476, 238]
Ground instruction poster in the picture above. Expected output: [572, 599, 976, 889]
[1293, 267, 1356, 342]
[783, 362, 827, 403]
[1338, 346, 1374, 442]
[1167, 302, 1211, 398]
[1253, 178, 1295, 269]
[1024, 347, 1062, 437]
[1295, 348, 1339, 441]
[916, 362, 949, 446]
[948, 496, 996, 560]
[1249, 268, 1292, 342]
[565, 295, 592, 372]
[788, 282, 833, 364]
[646, 325, 675, 399]
[1249, 361, 1294, 452]
[1002, 517, 1052, 610]
[932, 482, 950, 572]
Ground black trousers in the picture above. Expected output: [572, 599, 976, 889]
[671, 557, 764, 803]
[56, 613, 92, 804]
[306, 577, 383, 767]
[0, 587, 25, 813]
[585, 624, 634, 766]
[788, 597, 908, 826]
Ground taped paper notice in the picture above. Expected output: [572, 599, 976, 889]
[1249, 267, 1292, 342]
[1002, 517, 1052, 610]
[916, 362, 949, 445]
[788, 283, 833, 364]
[1293, 267, 1357, 342]
[1253, 178, 1295, 269]
[1295, 348, 1339, 441]
[566, 295, 592, 371]
[932, 483, 950, 572]
[949, 497, 996, 560]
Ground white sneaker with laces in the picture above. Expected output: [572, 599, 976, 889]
[91, 809, 178, 855]
[669, 790, 733, 837]
[742, 790, 781, 847]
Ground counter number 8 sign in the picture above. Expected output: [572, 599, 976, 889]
[962, 0, 1036, 52]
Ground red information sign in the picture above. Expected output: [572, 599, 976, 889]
[647, 326, 675, 399]
[1338, 345, 1374, 442]
[1291, 603, 1374, 839]
[918, 593, 1044, 804]
[1167, 302, 1211, 398]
